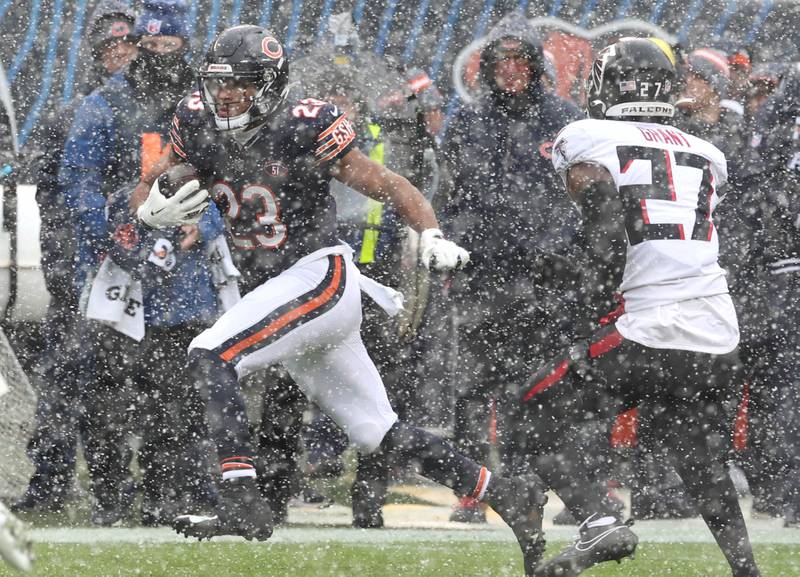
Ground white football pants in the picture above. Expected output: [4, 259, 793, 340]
[190, 249, 398, 453]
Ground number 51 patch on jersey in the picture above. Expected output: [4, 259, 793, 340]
[316, 114, 356, 164]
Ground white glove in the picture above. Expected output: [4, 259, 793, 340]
[419, 228, 470, 271]
[137, 177, 209, 230]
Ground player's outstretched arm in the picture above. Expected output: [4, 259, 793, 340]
[333, 148, 469, 271]
[334, 148, 437, 231]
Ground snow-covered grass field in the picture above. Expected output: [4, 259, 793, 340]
[0, 529, 800, 577]
[5, 486, 800, 576]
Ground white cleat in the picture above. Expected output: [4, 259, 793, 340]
[0, 501, 33, 572]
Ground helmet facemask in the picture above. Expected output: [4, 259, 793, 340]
[198, 63, 288, 136]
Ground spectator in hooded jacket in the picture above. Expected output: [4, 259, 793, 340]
[675, 48, 750, 186]
[442, 11, 585, 523]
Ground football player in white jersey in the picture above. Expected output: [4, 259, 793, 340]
[520, 38, 761, 577]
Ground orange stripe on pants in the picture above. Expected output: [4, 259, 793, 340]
[734, 380, 750, 452]
[220, 257, 343, 362]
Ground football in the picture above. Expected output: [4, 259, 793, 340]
[157, 163, 199, 198]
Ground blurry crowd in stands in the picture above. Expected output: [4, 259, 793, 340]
[5, 0, 800, 531]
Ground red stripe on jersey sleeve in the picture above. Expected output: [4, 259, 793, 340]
[315, 114, 356, 164]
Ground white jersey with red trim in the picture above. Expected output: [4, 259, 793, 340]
[553, 118, 738, 354]
[553, 118, 730, 311]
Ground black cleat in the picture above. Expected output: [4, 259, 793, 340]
[173, 478, 273, 541]
[90, 505, 127, 527]
[751, 495, 782, 519]
[485, 475, 548, 577]
[534, 514, 638, 577]
[10, 488, 66, 515]
[142, 499, 185, 527]
[785, 505, 800, 528]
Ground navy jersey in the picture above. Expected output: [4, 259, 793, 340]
[170, 93, 356, 282]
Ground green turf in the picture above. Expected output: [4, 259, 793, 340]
[2, 541, 797, 577]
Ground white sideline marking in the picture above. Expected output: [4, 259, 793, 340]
[23, 489, 800, 546]
[29, 519, 800, 546]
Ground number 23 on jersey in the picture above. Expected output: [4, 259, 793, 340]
[211, 182, 288, 249]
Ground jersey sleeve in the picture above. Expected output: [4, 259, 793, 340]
[310, 103, 357, 165]
[169, 91, 205, 162]
[708, 144, 729, 190]
[551, 119, 598, 185]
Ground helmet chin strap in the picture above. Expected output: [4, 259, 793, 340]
[214, 109, 251, 133]
[215, 106, 269, 147]
[212, 94, 260, 140]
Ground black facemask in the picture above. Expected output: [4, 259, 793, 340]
[127, 47, 193, 104]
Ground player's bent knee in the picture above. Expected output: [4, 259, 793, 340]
[187, 348, 240, 395]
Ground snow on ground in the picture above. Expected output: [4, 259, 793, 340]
[29, 519, 800, 546]
[28, 486, 800, 546]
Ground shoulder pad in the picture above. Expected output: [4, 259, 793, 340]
[552, 119, 598, 176]
[286, 97, 336, 124]
[288, 98, 356, 163]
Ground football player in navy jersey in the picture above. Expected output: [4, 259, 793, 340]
[129, 25, 547, 576]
